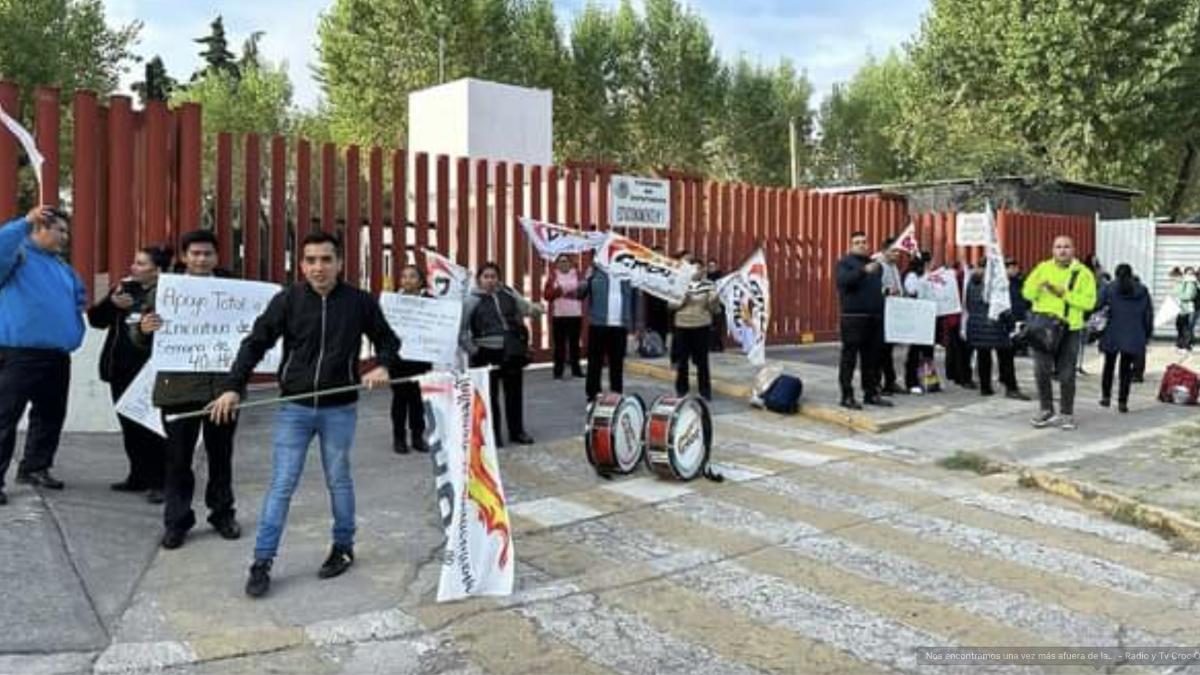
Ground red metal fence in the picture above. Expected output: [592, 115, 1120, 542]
[2, 83, 1094, 349]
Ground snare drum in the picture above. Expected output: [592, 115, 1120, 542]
[584, 393, 646, 475]
[643, 395, 713, 481]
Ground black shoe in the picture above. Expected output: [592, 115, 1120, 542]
[245, 559, 272, 598]
[0, 488, 7, 505]
[980, 388, 996, 397]
[553, 373, 564, 380]
[393, 439, 410, 455]
[511, 432, 535, 445]
[318, 545, 355, 579]
[1005, 389, 1031, 401]
[881, 384, 905, 396]
[212, 517, 242, 540]
[161, 528, 187, 550]
[411, 438, 430, 453]
[110, 479, 144, 493]
[959, 381, 978, 390]
[17, 470, 64, 490]
[571, 370, 585, 378]
[864, 396, 895, 408]
[1132, 376, 1144, 384]
[145, 489, 165, 505]
[1118, 402, 1129, 413]
[839, 398, 863, 410]
[1099, 398, 1111, 408]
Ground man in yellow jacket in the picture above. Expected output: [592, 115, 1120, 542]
[1021, 236, 1096, 430]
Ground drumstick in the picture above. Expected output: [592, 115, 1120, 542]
[163, 367, 497, 423]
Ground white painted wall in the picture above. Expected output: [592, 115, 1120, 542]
[18, 325, 121, 434]
[408, 78, 552, 166]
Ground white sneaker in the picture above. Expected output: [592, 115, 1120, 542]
[1031, 411, 1056, 428]
[1059, 415, 1077, 431]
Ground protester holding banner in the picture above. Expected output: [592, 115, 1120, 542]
[965, 266, 1028, 400]
[835, 231, 892, 409]
[1096, 264, 1152, 413]
[389, 264, 433, 455]
[0, 206, 85, 504]
[134, 230, 242, 549]
[204, 231, 400, 597]
[669, 253, 720, 401]
[87, 245, 173, 503]
[902, 255, 937, 393]
[1022, 236, 1097, 431]
[461, 263, 543, 446]
[641, 246, 672, 348]
[579, 265, 637, 402]
[875, 239, 905, 396]
[542, 254, 584, 379]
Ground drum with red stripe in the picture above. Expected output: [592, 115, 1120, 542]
[643, 395, 712, 481]
[584, 393, 646, 476]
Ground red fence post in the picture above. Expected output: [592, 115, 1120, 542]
[414, 152, 429, 268]
[345, 145, 361, 287]
[512, 162, 526, 305]
[494, 161, 507, 270]
[243, 134, 261, 279]
[455, 157, 470, 268]
[392, 149, 408, 282]
[529, 165, 544, 353]
[322, 142, 336, 232]
[72, 91, 97, 299]
[0, 83, 17, 216]
[34, 87, 59, 208]
[296, 139, 312, 239]
[270, 136, 286, 284]
[143, 100, 169, 245]
[473, 159, 487, 270]
[369, 146, 383, 294]
[436, 154, 450, 257]
[107, 96, 134, 282]
[215, 132, 233, 266]
[177, 103, 202, 244]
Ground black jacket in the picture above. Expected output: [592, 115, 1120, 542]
[836, 253, 884, 316]
[224, 281, 401, 408]
[87, 282, 153, 385]
[965, 277, 1010, 349]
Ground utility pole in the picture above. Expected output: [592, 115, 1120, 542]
[438, 36, 446, 84]
[789, 116, 800, 189]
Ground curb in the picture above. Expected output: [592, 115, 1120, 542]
[625, 360, 945, 434]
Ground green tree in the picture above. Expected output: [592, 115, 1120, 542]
[194, 15, 239, 81]
[813, 53, 914, 184]
[716, 57, 813, 186]
[131, 56, 176, 105]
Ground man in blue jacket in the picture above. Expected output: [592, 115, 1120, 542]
[0, 206, 86, 504]
[579, 265, 637, 402]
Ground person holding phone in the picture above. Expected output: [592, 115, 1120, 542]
[87, 245, 173, 503]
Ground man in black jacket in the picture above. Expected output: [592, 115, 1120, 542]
[835, 231, 893, 410]
[135, 230, 241, 549]
[208, 231, 400, 598]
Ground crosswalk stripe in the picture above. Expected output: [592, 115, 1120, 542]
[714, 438, 839, 467]
[749, 473, 1194, 603]
[720, 412, 843, 443]
[439, 606, 617, 675]
[510, 497, 606, 529]
[713, 479, 1200, 638]
[600, 476, 694, 503]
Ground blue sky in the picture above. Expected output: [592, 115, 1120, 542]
[104, 0, 927, 110]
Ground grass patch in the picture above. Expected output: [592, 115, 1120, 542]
[938, 451, 1005, 476]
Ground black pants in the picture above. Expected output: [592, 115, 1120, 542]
[110, 377, 166, 489]
[709, 315, 725, 352]
[878, 343, 898, 390]
[838, 315, 881, 400]
[975, 347, 1017, 393]
[673, 326, 712, 400]
[1033, 330, 1081, 415]
[586, 325, 628, 400]
[1101, 351, 1137, 403]
[904, 345, 935, 389]
[945, 329, 974, 385]
[1177, 314, 1194, 350]
[162, 414, 237, 532]
[552, 316, 583, 377]
[0, 349, 70, 487]
[471, 348, 526, 440]
[390, 381, 425, 444]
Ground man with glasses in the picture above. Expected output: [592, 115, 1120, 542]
[0, 206, 86, 504]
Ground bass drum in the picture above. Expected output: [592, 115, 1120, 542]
[643, 395, 712, 481]
[584, 393, 647, 475]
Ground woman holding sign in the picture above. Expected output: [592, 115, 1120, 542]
[390, 265, 433, 454]
[461, 263, 543, 446]
[542, 254, 584, 380]
[87, 245, 173, 503]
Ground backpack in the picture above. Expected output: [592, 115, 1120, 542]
[762, 374, 802, 414]
[637, 330, 666, 358]
[918, 357, 942, 394]
[1159, 364, 1200, 405]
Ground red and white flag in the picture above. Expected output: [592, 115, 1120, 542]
[426, 250, 471, 299]
[519, 217, 607, 261]
[889, 222, 920, 255]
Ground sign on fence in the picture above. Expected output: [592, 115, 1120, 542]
[924, 267, 963, 316]
[609, 175, 670, 230]
[955, 212, 991, 246]
[150, 274, 282, 373]
[885, 297, 937, 346]
[380, 293, 464, 366]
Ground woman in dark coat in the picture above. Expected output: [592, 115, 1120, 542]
[1097, 264, 1153, 413]
[86, 245, 172, 503]
[965, 265, 1024, 398]
[389, 264, 433, 454]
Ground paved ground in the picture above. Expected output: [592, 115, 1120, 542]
[6, 363, 1200, 674]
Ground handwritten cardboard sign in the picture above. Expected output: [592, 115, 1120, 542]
[150, 274, 282, 373]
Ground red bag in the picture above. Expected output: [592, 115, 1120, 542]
[1158, 364, 1200, 404]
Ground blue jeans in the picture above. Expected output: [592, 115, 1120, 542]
[254, 403, 357, 561]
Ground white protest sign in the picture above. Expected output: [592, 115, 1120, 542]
[610, 174, 670, 230]
[885, 297, 937, 346]
[924, 267, 963, 316]
[955, 212, 990, 246]
[1156, 295, 1181, 328]
[114, 363, 165, 437]
[422, 369, 514, 602]
[150, 274, 282, 373]
[380, 293, 463, 366]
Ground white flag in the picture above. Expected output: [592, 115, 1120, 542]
[519, 217, 606, 261]
[0, 107, 43, 196]
[422, 368, 514, 602]
[593, 231, 696, 303]
[426, 250, 471, 299]
[716, 249, 771, 366]
[982, 202, 1011, 322]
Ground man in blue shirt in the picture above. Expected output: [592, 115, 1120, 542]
[0, 206, 87, 504]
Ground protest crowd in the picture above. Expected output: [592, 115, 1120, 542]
[0, 196, 1174, 600]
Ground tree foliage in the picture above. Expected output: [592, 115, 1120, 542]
[132, 56, 176, 105]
